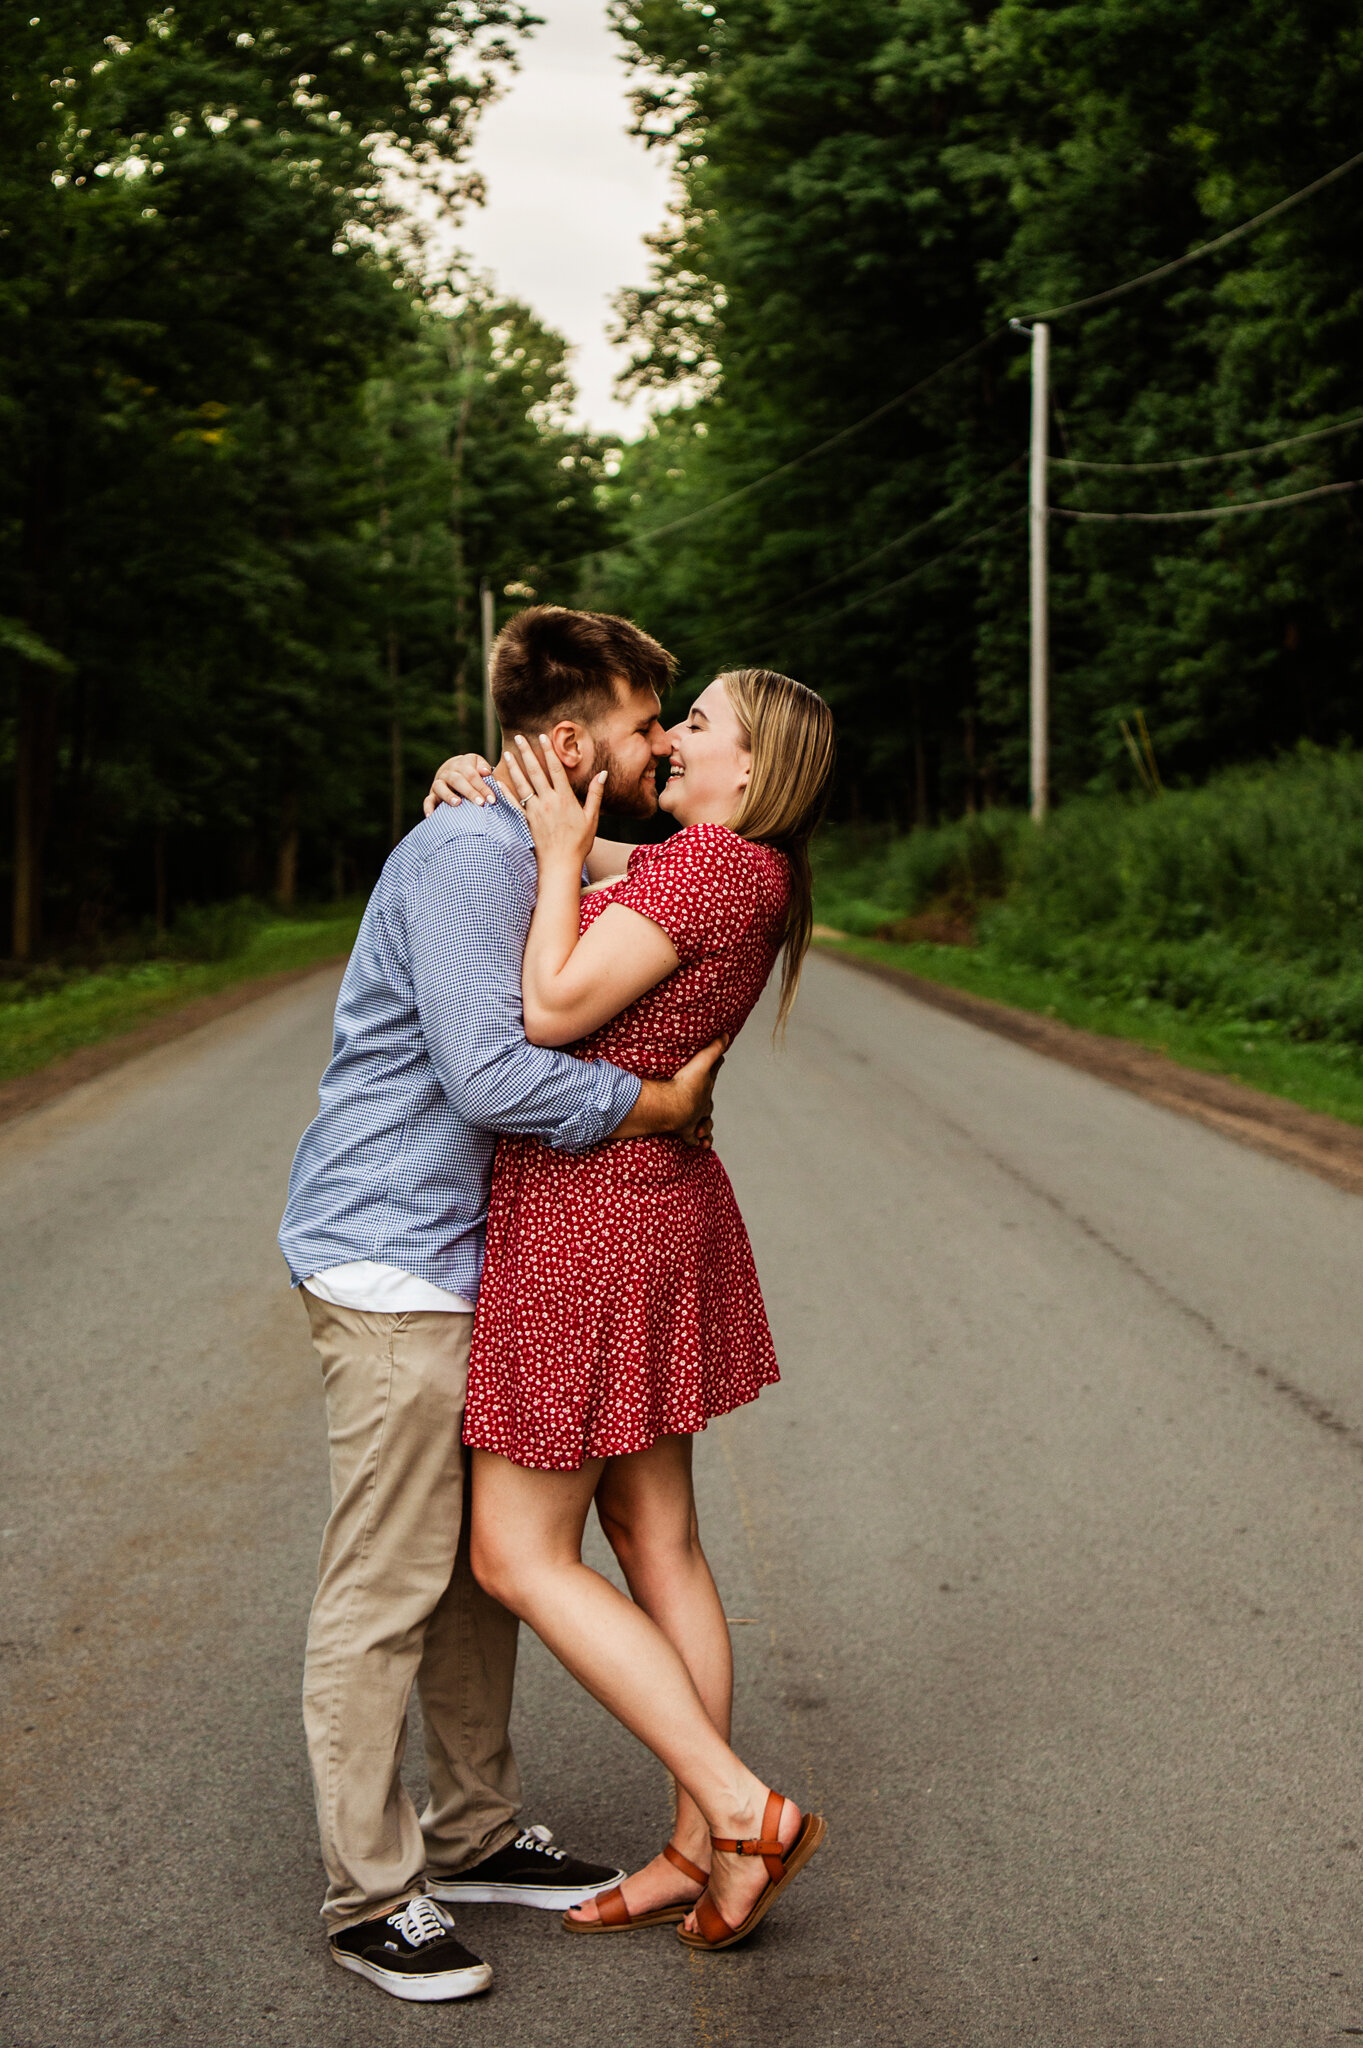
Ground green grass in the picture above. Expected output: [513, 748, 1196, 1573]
[814, 932, 1363, 1128]
[809, 745, 1363, 1130]
[0, 908, 361, 1087]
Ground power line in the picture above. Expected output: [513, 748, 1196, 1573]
[1052, 411, 1363, 472]
[536, 331, 1010, 575]
[673, 456, 1026, 649]
[760, 506, 1026, 645]
[530, 145, 1363, 576]
[692, 444, 1351, 648]
[1015, 145, 1363, 324]
[1053, 476, 1361, 522]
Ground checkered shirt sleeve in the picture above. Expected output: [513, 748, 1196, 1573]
[278, 800, 641, 1302]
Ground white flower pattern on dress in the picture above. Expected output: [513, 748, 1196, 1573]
[463, 824, 790, 1471]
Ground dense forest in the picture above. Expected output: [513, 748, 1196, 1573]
[0, 1, 611, 957]
[577, 0, 1363, 820]
[3, 0, 1361, 958]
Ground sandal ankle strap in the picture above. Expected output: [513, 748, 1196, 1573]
[709, 1790, 788, 1876]
[663, 1842, 708, 1887]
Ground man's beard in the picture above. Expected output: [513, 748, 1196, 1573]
[586, 739, 659, 820]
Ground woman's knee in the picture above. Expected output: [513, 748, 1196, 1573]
[468, 1452, 594, 1609]
[469, 1526, 525, 1610]
[471, 1515, 586, 1614]
[598, 1493, 702, 1580]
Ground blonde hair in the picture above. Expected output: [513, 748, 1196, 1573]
[722, 667, 836, 1031]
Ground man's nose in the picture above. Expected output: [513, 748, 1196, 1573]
[651, 724, 673, 756]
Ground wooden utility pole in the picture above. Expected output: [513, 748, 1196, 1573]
[480, 577, 498, 761]
[1027, 320, 1050, 823]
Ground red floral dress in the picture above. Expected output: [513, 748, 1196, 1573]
[463, 822, 790, 1472]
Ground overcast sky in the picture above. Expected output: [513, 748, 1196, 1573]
[455, 0, 675, 439]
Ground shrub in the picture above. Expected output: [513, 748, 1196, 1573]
[168, 898, 262, 962]
[999, 744, 1363, 971]
[812, 809, 1025, 935]
[813, 744, 1363, 1045]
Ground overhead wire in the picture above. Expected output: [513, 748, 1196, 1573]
[675, 441, 1360, 663]
[1053, 477, 1361, 522]
[719, 462, 1359, 655]
[1014, 144, 1363, 323]
[1051, 411, 1363, 473]
[533, 331, 1010, 576]
[669, 456, 1027, 651]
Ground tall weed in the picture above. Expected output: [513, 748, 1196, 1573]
[813, 746, 1363, 1045]
[997, 745, 1363, 971]
[812, 810, 1025, 936]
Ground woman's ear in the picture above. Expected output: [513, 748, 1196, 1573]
[734, 747, 752, 794]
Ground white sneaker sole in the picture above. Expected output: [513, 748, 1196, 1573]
[331, 1949, 493, 2002]
[427, 1871, 625, 1910]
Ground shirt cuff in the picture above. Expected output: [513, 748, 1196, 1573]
[549, 1063, 642, 1152]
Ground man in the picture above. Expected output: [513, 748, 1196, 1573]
[278, 607, 721, 2004]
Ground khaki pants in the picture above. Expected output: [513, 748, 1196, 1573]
[300, 1290, 522, 1932]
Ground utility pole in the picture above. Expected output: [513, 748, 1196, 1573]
[1026, 320, 1050, 822]
[480, 577, 498, 762]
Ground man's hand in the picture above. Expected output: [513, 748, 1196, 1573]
[424, 753, 495, 816]
[613, 1038, 726, 1149]
[672, 1038, 723, 1147]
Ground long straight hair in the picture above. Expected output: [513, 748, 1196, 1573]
[721, 668, 836, 1031]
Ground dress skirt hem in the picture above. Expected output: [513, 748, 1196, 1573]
[462, 1133, 781, 1473]
[462, 1370, 779, 1474]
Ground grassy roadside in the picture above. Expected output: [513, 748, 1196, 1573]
[811, 751, 1363, 1133]
[814, 932, 1363, 1129]
[0, 909, 362, 1087]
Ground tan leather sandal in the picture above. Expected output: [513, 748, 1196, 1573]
[676, 1791, 827, 1951]
[561, 1842, 709, 1934]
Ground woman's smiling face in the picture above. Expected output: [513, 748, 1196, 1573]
[658, 678, 753, 828]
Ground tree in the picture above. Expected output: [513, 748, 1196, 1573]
[0, 0, 533, 953]
[596, 0, 1363, 820]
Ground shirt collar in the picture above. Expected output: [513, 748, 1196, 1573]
[486, 773, 532, 843]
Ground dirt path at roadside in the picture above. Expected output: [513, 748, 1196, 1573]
[819, 943, 1363, 1199]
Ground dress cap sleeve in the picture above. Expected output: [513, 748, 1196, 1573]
[611, 824, 761, 965]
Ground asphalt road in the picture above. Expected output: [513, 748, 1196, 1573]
[3, 952, 1363, 2048]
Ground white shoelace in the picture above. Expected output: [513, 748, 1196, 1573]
[513, 1824, 567, 1862]
[388, 1896, 454, 1949]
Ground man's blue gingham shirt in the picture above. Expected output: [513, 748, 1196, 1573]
[278, 788, 641, 1303]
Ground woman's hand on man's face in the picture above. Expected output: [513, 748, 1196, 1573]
[423, 753, 494, 815]
[503, 735, 604, 867]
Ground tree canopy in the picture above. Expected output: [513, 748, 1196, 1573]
[1, 0, 616, 955]
[5, 0, 1361, 958]
[571, 0, 1363, 823]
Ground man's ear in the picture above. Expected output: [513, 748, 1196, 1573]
[549, 720, 586, 769]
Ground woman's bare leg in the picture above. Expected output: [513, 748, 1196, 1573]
[566, 1435, 729, 1922]
[469, 1444, 801, 1932]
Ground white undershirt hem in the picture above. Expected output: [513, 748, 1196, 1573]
[304, 1260, 474, 1315]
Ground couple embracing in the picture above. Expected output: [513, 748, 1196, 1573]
[278, 605, 835, 2002]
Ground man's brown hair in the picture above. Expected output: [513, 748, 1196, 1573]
[489, 606, 675, 735]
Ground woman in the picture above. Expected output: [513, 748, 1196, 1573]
[447, 667, 834, 1950]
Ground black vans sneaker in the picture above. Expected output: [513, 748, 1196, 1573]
[427, 1825, 625, 1909]
[329, 1896, 492, 2002]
